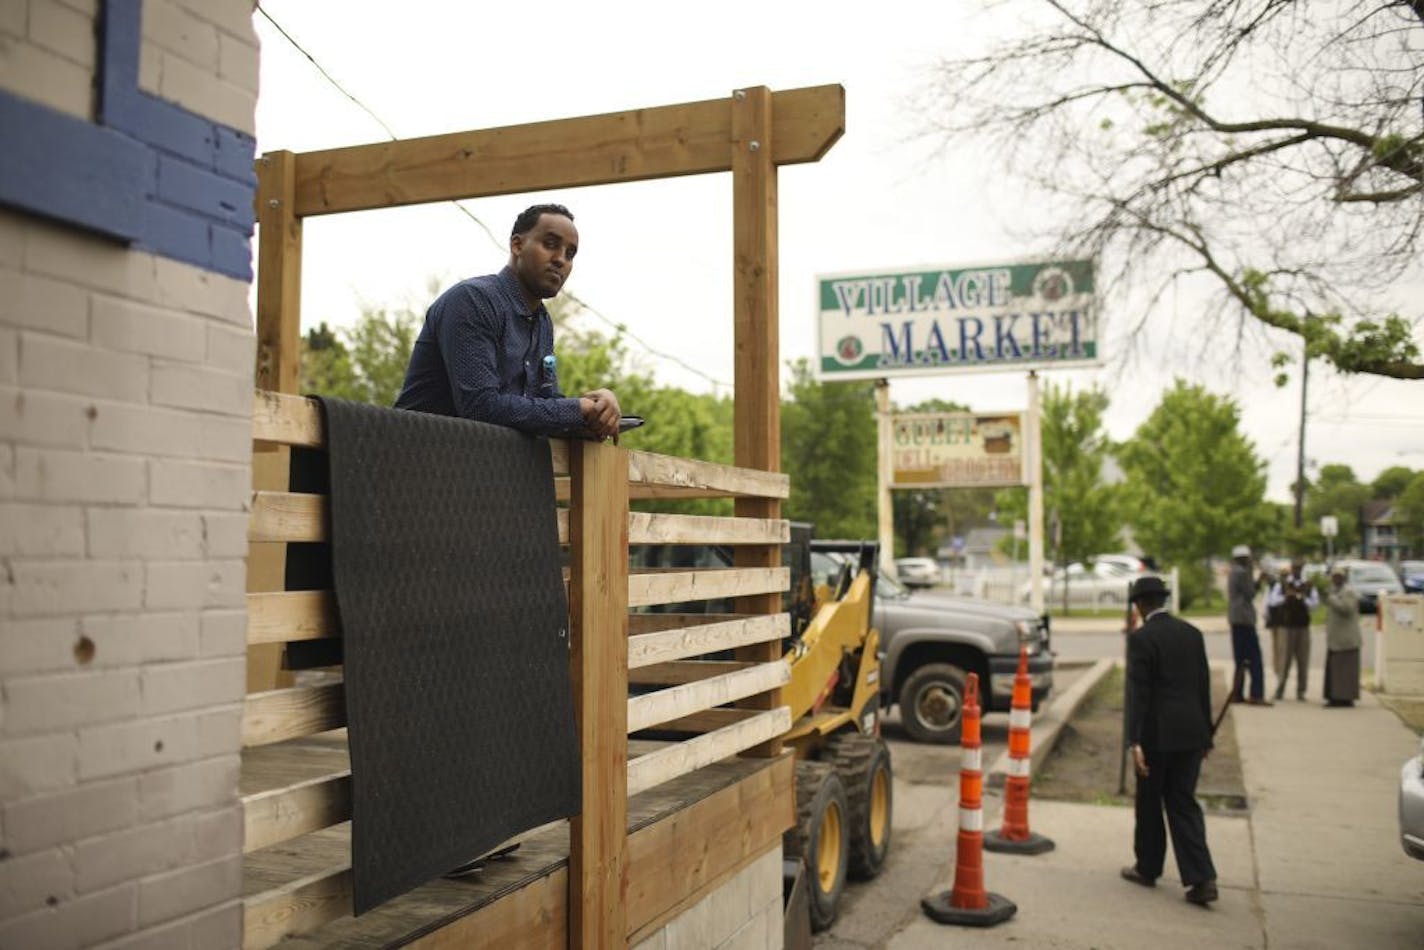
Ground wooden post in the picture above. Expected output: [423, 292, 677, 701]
[569, 440, 630, 948]
[248, 150, 304, 692]
[731, 86, 783, 757]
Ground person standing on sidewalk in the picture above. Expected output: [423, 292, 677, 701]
[1120, 575, 1219, 906]
[1226, 545, 1272, 706]
[1268, 560, 1318, 701]
[1322, 567, 1362, 707]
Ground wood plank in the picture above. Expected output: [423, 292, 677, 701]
[567, 440, 629, 950]
[628, 567, 788, 609]
[405, 868, 567, 950]
[242, 684, 345, 748]
[628, 660, 755, 686]
[252, 390, 322, 449]
[628, 613, 788, 669]
[626, 707, 791, 798]
[637, 707, 760, 734]
[246, 591, 337, 645]
[628, 512, 787, 545]
[626, 660, 789, 733]
[243, 865, 351, 950]
[731, 86, 786, 759]
[626, 450, 788, 499]
[249, 491, 325, 543]
[291, 86, 844, 217]
[628, 612, 763, 635]
[243, 772, 351, 854]
[255, 153, 302, 396]
[624, 752, 795, 936]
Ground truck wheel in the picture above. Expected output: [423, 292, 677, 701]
[899, 663, 967, 744]
[826, 732, 893, 879]
[784, 761, 850, 932]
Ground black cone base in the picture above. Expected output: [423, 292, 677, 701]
[921, 891, 1017, 927]
[984, 830, 1056, 855]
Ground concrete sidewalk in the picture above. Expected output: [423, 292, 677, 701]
[889, 670, 1424, 949]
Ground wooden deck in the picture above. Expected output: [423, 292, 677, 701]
[243, 740, 792, 949]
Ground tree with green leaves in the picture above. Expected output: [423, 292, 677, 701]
[1117, 380, 1270, 606]
[300, 305, 419, 407]
[924, 1, 1424, 379]
[1302, 464, 1371, 558]
[1395, 472, 1424, 553]
[1372, 466, 1418, 500]
[994, 383, 1121, 608]
[780, 359, 878, 541]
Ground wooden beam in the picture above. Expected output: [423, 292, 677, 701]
[626, 450, 788, 499]
[254, 153, 302, 396]
[246, 591, 337, 645]
[628, 512, 787, 545]
[626, 661, 789, 733]
[628, 660, 755, 686]
[242, 865, 351, 950]
[249, 491, 325, 543]
[627, 612, 765, 635]
[628, 567, 788, 609]
[624, 753, 794, 938]
[627, 614, 788, 669]
[405, 868, 568, 950]
[291, 85, 844, 217]
[731, 86, 786, 759]
[252, 390, 322, 449]
[242, 684, 345, 748]
[636, 707, 761, 734]
[626, 707, 790, 798]
[567, 440, 629, 950]
[243, 772, 351, 854]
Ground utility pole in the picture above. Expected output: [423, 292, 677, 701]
[1293, 346, 1309, 529]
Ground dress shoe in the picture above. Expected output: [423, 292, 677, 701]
[1120, 866, 1156, 888]
[1185, 880, 1219, 905]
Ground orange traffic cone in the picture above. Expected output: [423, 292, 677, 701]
[921, 673, 1017, 927]
[985, 646, 1055, 855]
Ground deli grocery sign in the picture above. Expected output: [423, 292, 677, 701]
[817, 259, 1099, 379]
[892, 412, 1027, 489]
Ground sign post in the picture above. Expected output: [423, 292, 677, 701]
[1321, 515, 1338, 564]
[876, 380, 895, 577]
[1027, 372, 1045, 614]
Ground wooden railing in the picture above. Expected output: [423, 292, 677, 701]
[241, 391, 792, 948]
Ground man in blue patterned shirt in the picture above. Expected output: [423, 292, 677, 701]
[395, 204, 621, 438]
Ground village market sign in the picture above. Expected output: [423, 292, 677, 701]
[816, 259, 1100, 379]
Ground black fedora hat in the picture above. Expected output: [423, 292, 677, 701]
[1129, 575, 1171, 601]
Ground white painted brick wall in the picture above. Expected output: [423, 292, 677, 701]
[1, 6, 256, 947]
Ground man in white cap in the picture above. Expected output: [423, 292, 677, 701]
[1226, 545, 1271, 705]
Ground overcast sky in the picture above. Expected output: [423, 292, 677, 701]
[251, 1, 1423, 505]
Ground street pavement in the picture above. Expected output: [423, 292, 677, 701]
[818, 619, 1423, 949]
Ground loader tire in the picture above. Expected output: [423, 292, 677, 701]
[783, 761, 849, 932]
[826, 732, 893, 880]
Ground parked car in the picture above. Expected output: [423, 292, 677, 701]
[1092, 554, 1150, 575]
[894, 557, 941, 589]
[814, 545, 1053, 744]
[1020, 560, 1136, 610]
[1333, 559, 1404, 613]
[1401, 736, 1424, 861]
[1400, 560, 1424, 595]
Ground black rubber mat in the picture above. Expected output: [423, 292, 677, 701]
[317, 398, 580, 915]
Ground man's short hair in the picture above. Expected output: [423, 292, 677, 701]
[511, 203, 574, 238]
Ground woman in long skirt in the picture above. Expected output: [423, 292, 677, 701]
[1323, 568, 1361, 707]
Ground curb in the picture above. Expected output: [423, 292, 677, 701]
[986, 657, 1114, 788]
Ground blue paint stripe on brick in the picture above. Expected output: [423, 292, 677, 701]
[157, 156, 256, 229]
[211, 223, 253, 281]
[139, 200, 212, 270]
[1, 0, 257, 282]
[0, 91, 149, 242]
[98, 0, 140, 126]
[214, 127, 258, 185]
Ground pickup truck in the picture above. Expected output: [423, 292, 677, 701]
[812, 543, 1053, 744]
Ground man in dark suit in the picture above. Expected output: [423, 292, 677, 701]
[1121, 575, 1219, 906]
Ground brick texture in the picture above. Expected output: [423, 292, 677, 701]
[1, 10, 254, 948]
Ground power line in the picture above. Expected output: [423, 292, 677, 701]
[254, 2, 733, 392]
